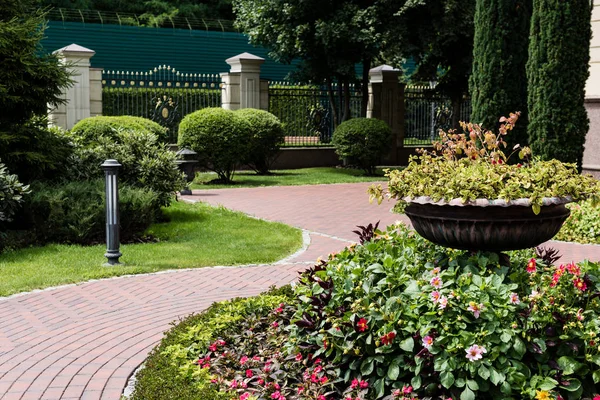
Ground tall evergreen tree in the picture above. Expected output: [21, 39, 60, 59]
[527, 0, 592, 166]
[470, 0, 531, 152]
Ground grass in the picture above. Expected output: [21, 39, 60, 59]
[191, 167, 389, 189]
[0, 201, 302, 297]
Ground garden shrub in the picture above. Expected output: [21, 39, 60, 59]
[71, 116, 168, 142]
[0, 161, 29, 223]
[555, 200, 600, 244]
[13, 180, 159, 246]
[236, 108, 284, 174]
[178, 107, 251, 182]
[69, 126, 185, 207]
[131, 286, 292, 400]
[332, 118, 391, 175]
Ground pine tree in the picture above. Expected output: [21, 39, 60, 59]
[527, 0, 592, 166]
[470, 0, 531, 153]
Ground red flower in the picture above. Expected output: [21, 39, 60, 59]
[573, 277, 587, 291]
[359, 380, 369, 389]
[350, 378, 359, 389]
[593, 395, 600, 400]
[357, 318, 368, 332]
[295, 353, 303, 361]
[526, 258, 537, 273]
[245, 369, 253, 378]
[380, 331, 396, 346]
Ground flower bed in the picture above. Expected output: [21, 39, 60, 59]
[132, 223, 600, 400]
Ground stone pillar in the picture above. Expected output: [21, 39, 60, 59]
[221, 52, 265, 110]
[367, 65, 404, 164]
[49, 44, 96, 130]
[89, 67, 103, 118]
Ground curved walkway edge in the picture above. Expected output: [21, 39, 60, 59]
[0, 182, 598, 400]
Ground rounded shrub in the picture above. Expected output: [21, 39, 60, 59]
[0, 161, 29, 223]
[68, 126, 185, 207]
[71, 116, 168, 142]
[178, 107, 251, 183]
[236, 108, 284, 174]
[332, 118, 391, 175]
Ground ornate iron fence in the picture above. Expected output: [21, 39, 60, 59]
[102, 65, 222, 142]
[404, 85, 471, 146]
[268, 82, 363, 147]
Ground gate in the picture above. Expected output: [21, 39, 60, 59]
[102, 65, 222, 142]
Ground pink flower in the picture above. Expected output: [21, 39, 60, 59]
[240, 393, 250, 400]
[272, 321, 279, 328]
[320, 376, 328, 384]
[593, 395, 600, 400]
[438, 295, 448, 309]
[230, 380, 238, 388]
[295, 353, 303, 361]
[246, 369, 253, 378]
[431, 291, 441, 302]
[402, 385, 413, 394]
[430, 276, 442, 288]
[208, 343, 217, 352]
[573, 277, 587, 291]
[422, 335, 434, 349]
[432, 267, 441, 275]
[357, 318, 368, 332]
[359, 380, 368, 389]
[350, 378, 359, 389]
[577, 308, 584, 321]
[567, 262, 581, 276]
[509, 293, 520, 305]
[465, 344, 486, 362]
[467, 302, 483, 318]
[317, 396, 326, 400]
[271, 391, 282, 399]
[526, 258, 537, 273]
[239, 356, 249, 365]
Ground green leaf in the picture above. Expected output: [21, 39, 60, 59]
[557, 356, 583, 375]
[360, 358, 374, 376]
[399, 337, 414, 352]
[460, 387, 475, 400]
[478, 365, 490, 380]
[513, 337, 526, 358]
[559, 378, 581, 392]
[466, 379, 479, 391]
[538, 376, 558, 391]
[489, 368, 505, 385]
[374, 378, 385, 398]
[387, 360, 400, 380]
[593, 370, 600, 384]
[411, 375, 422, 390]
[500, 332, 511, 343]
[532, 203, 541, 215]
[440, 371, 455, 389]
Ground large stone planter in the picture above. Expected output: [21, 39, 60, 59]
[404, 197, 571, 252]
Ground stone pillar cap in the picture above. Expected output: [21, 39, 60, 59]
[226, 52, 265, 73]
[54, 43, 96, 58]
[369, 64, 401, 83]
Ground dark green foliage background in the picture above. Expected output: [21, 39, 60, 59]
[235, 108, 284, 174]
[526, 0, 591, 166]
[470, 0, 532, 152]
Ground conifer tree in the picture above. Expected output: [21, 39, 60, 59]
[527, 0, 592, 166]
[470, 0, 531, 153]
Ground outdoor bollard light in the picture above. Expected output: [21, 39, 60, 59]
[176, 148, 199, 195]
[102, 159, 122, 266]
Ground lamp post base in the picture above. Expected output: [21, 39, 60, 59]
[104, 251, 122, 266]
[180, 187, 192, 195]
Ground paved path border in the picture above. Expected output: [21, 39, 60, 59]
[0, 182, 598, 400]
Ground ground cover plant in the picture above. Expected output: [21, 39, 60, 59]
[191, 168, 386, 189]
[555, 200, 600, 245]
[132, 222, 600, 399]
[0, 201, 301, 297]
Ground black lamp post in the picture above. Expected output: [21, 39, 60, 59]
[176, 148, 198, 195]
[102, 159, 122, 265]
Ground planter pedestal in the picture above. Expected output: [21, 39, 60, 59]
[405, 202, 570, 252]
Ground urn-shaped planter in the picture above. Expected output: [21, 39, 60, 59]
[404, 197, 571, 252]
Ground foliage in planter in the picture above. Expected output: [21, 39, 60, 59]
[332, 118, 392, 175]
[68, 126, 185, 207]
[555, 200, 600, 245]
[131, 286, 293, 400]
[71, 115, 169, 142]
[288, 223, 600, 399]
[6, 180, 159, 248]
[236, 108, 285, 174]
[369, 113, 600, 214]
[178, 107, 251, 183]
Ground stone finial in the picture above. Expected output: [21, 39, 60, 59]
[225, 52, 265, 73]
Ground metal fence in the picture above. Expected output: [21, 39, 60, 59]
[102, 65, 222, 142]
[268, 82, 363, 147]
[404, 85, 471, 146]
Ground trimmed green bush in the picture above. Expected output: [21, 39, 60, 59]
[527, 0, 591, 166]
[236, 108, 284, 174]
[11, 180, 159, 247]
[68, 126, 185, 207]
[71, 116, 168, 142]
[178, 108, 251, 182]
[131, 286, 292, 400]
[469, 0, 531, 152]
[555, 200, 600, 244]
[332, 118, 391, 175]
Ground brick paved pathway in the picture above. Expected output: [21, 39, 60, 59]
[0, 182, 598, 400]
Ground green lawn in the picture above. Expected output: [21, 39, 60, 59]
[191, 167, 390, 189]
[0, 201, 302, 297]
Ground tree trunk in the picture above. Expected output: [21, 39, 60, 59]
[451, 93, 462, 129]
[326, 79, 339, 128]
[342, 79, 351, 122]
